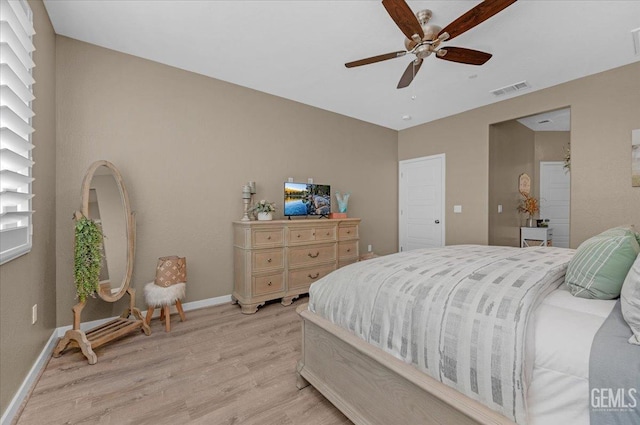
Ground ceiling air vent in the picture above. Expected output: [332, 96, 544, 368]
[490, 81, 531, 97]
[537, 119, 552, 124]
[632, 28, 640, 56]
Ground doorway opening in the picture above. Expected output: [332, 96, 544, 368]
[488, 108, 571, 248]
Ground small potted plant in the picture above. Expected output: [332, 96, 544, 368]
[250, 200, 276, 221]
[517, 192, 539, 227]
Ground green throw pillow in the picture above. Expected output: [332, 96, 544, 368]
[621, 254, 640, 345]
[566, 227, 640, 299]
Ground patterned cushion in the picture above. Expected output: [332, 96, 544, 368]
[566, 227, 640, 299]
[621, 254, 640, 345]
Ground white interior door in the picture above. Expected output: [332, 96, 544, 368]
[540, 161, 570, 248]
[399, 154, 445, 252]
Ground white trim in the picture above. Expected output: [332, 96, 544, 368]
[179, 293, 232, 312]
[0, 293, 233, 425]
[0, 331, 57, 425]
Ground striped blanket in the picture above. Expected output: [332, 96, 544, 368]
[309, 245, 575, 424]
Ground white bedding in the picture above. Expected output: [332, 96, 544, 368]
[527, 286, 616, 425]
[309, 245, 619, 424]
[309, 245, 575, 423]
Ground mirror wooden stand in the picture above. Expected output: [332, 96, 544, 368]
[53, 161, 150, 365]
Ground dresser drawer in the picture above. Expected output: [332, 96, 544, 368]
[253, 272, 285, 296]
[315, 226, 337, 241]
[338, 225, 358, 240]
[252, 228, 284, 247]
[338, 240, 358, 259]
[287, 226, 337, 244]
[289, 227, 316, 243]
[288, 243, 336, 267]
[252, 248, 284, 272]
[288, 264, 336, 289]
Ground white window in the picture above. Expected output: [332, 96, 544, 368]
[0, 0, 35, 264]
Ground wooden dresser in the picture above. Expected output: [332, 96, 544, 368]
[233, 218, 360, 314]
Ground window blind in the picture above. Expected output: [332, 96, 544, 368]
[0, 0, 35, 265]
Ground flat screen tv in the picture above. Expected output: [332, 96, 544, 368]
[284, 182, 331, 218]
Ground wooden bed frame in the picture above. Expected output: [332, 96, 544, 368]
[296, 303, 516, 425]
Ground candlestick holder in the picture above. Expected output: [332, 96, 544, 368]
[247, 181, 257, 220]
[241, 197, 251, 221]
[241, 184, 252, 221]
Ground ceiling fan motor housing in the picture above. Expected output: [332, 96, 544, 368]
[404, 9, 441, 55]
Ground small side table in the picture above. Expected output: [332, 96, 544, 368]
[521, 227, 553, 247]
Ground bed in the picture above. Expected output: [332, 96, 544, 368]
[296, 244, 639, 425]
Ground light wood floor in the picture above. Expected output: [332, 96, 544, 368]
[16, 299, 351, 425]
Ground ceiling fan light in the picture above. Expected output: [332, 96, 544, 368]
[415, 45, 433, 59]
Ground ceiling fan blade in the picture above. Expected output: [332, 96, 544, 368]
[397, 59, 423, 89]
[345, 51, 407, 68]
[436, 47, 492, 65]
[382, 0, 424, 41]
[438, 0, 517, 41]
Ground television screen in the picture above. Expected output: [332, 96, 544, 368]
[284, 183, 331, 217]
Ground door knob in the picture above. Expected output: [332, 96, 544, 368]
[435, 220, 440, 224]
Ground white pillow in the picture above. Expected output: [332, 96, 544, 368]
[621, 254, 640, 345]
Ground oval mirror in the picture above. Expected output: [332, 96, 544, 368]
[81, 160, 134, 302]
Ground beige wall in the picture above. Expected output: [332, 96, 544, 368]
[399, 62, 640, 248]
[55, 37, 398, 323]
[488, 121, 535, 246]
[0, 0, 57, 415]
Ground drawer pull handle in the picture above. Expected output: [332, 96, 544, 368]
[297, 234, 301, 238]
[346, 230, 351, 234]
[346, 248, 351, 252]
[313, 232, 316, 236]
[267, 236, 271, 240]
[268, 281, 272, 286]
[326, 232, 330, 236]
[308, 251, 320, 258]
[308, 273, 320, 279]
[267, 258, 272, 263]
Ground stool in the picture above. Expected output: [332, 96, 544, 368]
[144, 282, 186, 332]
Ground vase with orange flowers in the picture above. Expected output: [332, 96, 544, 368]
[517, 192, 539, 227]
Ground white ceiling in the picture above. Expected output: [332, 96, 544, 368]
[43, 1, 640, 131]
[517, 108, 570, 132]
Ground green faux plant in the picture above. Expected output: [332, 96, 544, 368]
[74, 215, 103, 302]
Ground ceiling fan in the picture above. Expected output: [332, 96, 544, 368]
[345, 0, 517, 89]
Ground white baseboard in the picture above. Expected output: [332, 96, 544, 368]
[0, 331, 58, 425]
[1, 293, 232, 425]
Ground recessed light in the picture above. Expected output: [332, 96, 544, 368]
[402, 115, 412, 121]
